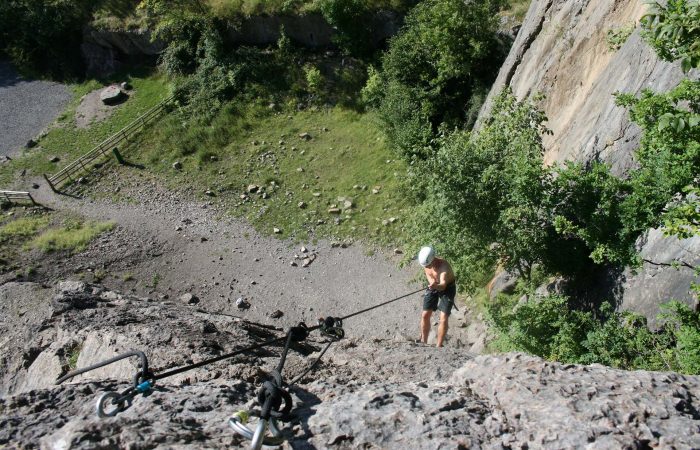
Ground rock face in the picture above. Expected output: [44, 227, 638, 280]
[478, 0, 700, 320]
[1, 282, 699, 448]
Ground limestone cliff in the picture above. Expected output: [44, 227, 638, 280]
[2, 282, 699, 448]
[478, 0, 700, 319]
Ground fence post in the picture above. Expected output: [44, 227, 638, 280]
[113, 148, 126, 165]
[43, 174, 57, 193]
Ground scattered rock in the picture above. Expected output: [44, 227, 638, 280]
[394, 248, 403, 255]
[302, 255, 316, 267]
[235, 297, 250, 309]
[48, 156, 59, 163]
[296, 167, 304, 173]
[299, 132, 312, 140]
[204, 190, 215, 197]
[298, 201, 307, 209]
[312, 192, 321, 197]
[78, 177, 88, 185]
[301, 246, 308, 253]
[273, 227, 281, 234]
[120, 82, 132, 90]
[290, 261, 298, 267]
[343, 200, 353, 209]
[269, 310, 284, 319]
[32, 183, 40, 190]
[328, 208, 341, 214]
[172, 161, 182, 170]
[247, 184, 259, 193]
[372, 186, 382, 194]
[388, 217, 397, 223]
[200, 237, 208, 242]
[179, 293, 199, 305]
[26, 139, 37, 149]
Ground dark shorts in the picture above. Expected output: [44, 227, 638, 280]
[423, 282, 456, 316]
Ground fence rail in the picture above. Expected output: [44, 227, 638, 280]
[44, 94, 174, 192]
[1, 190, 37, 206]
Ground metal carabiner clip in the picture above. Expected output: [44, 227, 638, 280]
[229, 411, 284, 449]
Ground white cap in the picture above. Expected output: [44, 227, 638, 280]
[418, 246, 435, 267]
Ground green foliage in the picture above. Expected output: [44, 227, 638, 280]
[0, 216, 50, 242]
[488, 295, 700, 374]
[318, 0, 373, 56]
[411, 90, 553, 290]
[662, 185, 700, 240]
[372, 0, 507, 158]
[616, 79, 700, 248]
[641, 0, 700, 72]
[304, 65, 324, 96]
[606, 23, 636, 51]
[0, 0, 96, 77]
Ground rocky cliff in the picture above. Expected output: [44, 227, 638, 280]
[1, 281, 699, 448]
[478, 0, 700, 319]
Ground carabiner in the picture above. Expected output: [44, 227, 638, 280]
[229, 411, 284, 449]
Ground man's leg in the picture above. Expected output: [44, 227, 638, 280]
[420, 310, 433, 343]
[436, 312, 449, 347]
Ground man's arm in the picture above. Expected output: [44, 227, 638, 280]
[429, 269, 448, 291]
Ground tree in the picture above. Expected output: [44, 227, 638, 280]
[641, 0, 700, 72]
[374, 0, 507, 159]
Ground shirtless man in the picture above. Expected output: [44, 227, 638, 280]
[418, 246, 456, 347]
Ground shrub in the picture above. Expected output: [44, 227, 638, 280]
[318, 0, 374, 56]
[373, 0, 507, 158]
[641, 0, 700, 72]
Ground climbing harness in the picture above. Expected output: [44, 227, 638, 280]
[56, 287, 424, 449]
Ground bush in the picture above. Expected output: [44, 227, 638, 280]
[373, 0, 507, 158]
[641, 0, 700, 72]
[318, 0, 374, 56]
[487, 295, 700, 374]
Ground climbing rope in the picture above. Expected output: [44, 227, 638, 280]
[56, 287, 425, 449]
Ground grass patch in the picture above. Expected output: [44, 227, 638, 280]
[30, 219, 114, 253]
[0, 216, 51, 241]
[500, 0, 532, 23]
[0, 70, 170, 188]
[132, 100, 409, 244]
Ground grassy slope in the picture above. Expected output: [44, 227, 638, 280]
[0, 70, 168, 188]
[130, 101, 410, 244]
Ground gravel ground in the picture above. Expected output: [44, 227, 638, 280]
[24, 169, 476, 347]
[0, 60, 71, 157]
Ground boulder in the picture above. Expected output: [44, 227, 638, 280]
[99, 85, 125, 105]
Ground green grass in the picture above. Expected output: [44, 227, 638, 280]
[0, 70, 169, 188]
[130, 100, 409, 244]
[0, 216, 51, 241]
[29, 219, 114, 253]
[208, 0, 414, 17]
[500, 0, 532, 23]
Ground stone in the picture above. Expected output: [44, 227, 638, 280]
[273, 227, 281, 234]
[48, 156, 59, 163]
[204, 190, 215, 197]
[296, 167, 304, 173]
[388, 217, 396, 223]
[298, 201, 307, 209]
[78, 177, 88, 185]
[290, 261, 298, 267]
[299, 132, 312, 140]
[488, 270, 518, 299]
[179, 293, 199, 305]
[394, 248, 403, 255]
[100, 85, 125, 105]
[313, 192, 321, 197]
[300, 246, 308, 253]
[269, 310, 284, 319]
[235, 297, 250, 309]
[328, 208, 341, 214]
[247, 184, 259, 193]
[343, 200, 353, 209]
[26, 139, 37, 149]
[32, 183, 40, 190]
[172, 161, 182, 170]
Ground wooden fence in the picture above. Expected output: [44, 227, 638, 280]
[44, 94, 174, 192]
[0, 190, 37, 206]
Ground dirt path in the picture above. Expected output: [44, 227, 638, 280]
[27, 168, 474, 345]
